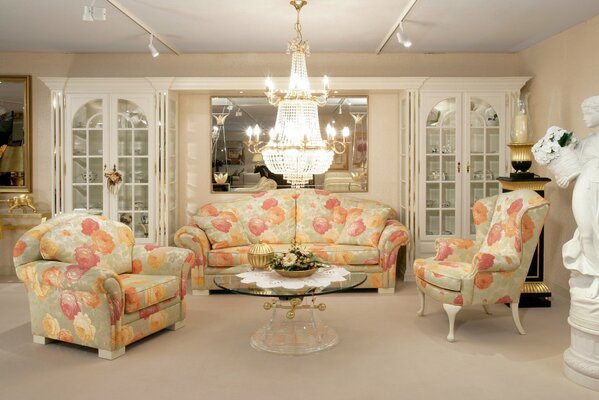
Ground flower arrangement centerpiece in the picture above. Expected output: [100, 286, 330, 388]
[268, 242, 326, 278]
[532, 126, 581, 180]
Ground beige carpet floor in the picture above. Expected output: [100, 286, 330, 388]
[0, 281, 596, 400]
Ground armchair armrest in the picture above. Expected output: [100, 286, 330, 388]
[174, 224, 210, 289]
[132, 245, 195, 298]
[472, 252, 521, 272]
[378, 220, 410, 271]
[16, 261, 124, 333]
[434, 238, 478, 262]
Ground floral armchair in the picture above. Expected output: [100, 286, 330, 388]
[413, 189, 549, 342]
[13, 213, 195, 359]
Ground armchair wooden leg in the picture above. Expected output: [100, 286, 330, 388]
[511, 302, 526, 335]
[167, 320, 185, 331]
[483, 305, 491, 315]
[98, 348, 126, 360]
[33, 335, 54, 345]
[378, 287, 395, 294]
[443, 303, 462, 342]
[417, 289, 425, 316]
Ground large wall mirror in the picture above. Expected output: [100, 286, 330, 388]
[210, 95, 368, 193]
[0, 76, 31, 192]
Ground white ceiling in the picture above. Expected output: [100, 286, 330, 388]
[1, 0, 598, 54]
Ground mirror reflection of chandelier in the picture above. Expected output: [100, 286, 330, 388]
[246, 0, 346, 188]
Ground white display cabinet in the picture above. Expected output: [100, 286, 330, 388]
[45, 78, 178, 246]
[413, 79, 528, 259]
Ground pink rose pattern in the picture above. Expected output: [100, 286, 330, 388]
[211, 218, 232, 233]
[74, 246, 100, 268]
[81, 218, 100, 236]
[12, 213, 192, 354]
[312, 217, 332, 235]
[414, 190, 549, 308]
[248, 217, 267, 236]
[346, 219, 366, 237]
[59, 290, 81, 320]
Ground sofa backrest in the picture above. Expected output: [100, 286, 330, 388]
[14, 213, 135, 274]
[193, 189, 396, 247]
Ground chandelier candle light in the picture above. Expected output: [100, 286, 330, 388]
[244, 0, 348, 188]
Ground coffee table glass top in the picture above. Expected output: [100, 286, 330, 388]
[214, 272, 367, 298]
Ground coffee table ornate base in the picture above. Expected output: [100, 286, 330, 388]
[251, 299, 339, 354]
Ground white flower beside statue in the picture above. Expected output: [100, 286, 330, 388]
[532, 126, 581, 185]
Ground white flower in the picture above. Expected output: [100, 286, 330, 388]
[532, 125, 577, 166]
[282, 253, 297, 267]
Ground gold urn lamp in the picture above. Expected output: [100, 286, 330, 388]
[508, 142, 534, 179]
[248, 241, 274, 270]
[508, 96, 535, 179]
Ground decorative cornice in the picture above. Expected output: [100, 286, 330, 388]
[419, 77, 531, 92]
[40, 76, 532, 93]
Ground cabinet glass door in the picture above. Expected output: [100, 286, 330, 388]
[71, 99, 104, 214]
[425, 98, 457, 237]
[468, 97, 501, 234]
[116, 99, 150, 240]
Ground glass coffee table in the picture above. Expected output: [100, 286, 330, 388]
[214, 272, 366, 355]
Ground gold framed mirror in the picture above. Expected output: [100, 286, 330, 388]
[0, 75, 31, 192]
[210, 95, 368, 193]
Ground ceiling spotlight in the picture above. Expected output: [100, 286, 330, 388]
[396, 22, 412, 48]
[82, 0, 106, 22]
[148, 35, 159, 58]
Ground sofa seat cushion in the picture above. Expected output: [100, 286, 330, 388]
[413, 258, 474, 292]
[207, 243, 379, 267]
[120, 274, 180, 313]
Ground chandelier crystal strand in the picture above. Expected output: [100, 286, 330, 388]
[259, 0, 336, 188]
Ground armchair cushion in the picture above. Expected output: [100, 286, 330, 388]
[39, 215, 134, 274]
[336, 205, 392, 246]
[193, 204, 250, 249]
[434, 238, 477, 262]
[120, 274, 179, 313]
[414, 258, 473, 291]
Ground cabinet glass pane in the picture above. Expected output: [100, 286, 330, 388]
[426, 98, 456, 237]
[426, 210, 440, 236]
[441, 210, 455, 235]
[118, 99, 150, 240]
[469, 97, 501, 233]
[71, 99, 104, 213]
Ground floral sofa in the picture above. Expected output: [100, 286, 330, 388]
[13, 213, 195, 359]
[175, 189, 410, 295]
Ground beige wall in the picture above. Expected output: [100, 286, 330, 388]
[520, 14, 599, 292]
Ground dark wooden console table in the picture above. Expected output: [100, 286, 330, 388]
[497, 175, 552, 307]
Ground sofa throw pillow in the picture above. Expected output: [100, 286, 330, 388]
[192, 205, 250, 250]
[336, 205, 391, 247]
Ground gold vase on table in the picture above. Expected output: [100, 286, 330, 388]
[248, 241, 274, 270]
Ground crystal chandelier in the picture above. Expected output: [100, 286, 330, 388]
[246, 0, 347, 188]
